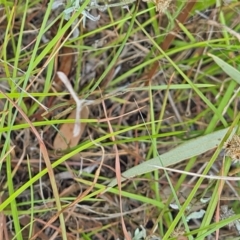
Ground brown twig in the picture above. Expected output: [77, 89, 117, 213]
[145, 0, 197, 85]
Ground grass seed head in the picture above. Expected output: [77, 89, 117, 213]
[224, 135, 240, 160]
[142, 0, 172, 12]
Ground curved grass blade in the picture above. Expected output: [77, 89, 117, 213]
[107, 127, 235, 188]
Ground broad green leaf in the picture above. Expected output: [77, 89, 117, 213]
[108, 127, 234, 188]
[208, 53, 240, 84]
[192, 0, 216, 12]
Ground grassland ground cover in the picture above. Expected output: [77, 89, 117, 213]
[0, 0, 240, 239]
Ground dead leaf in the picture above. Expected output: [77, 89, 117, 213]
[19, 216, 49, 240]
[53, 106, 89, 150]
[53, 46, 74, 91]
